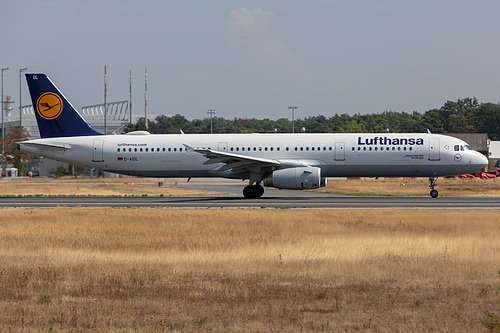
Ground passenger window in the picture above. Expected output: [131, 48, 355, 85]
[242, 147, 245, 151]
[174, 148, 177, 152]
[128, 148, 132, 152]
[329, 147, 332, 151]
[306, 147, 309, 151]
[180, 148, 183, 152]
[117, 148, 120, 152]
[300, 147, 304, 151]
[140, 148, 143, 152]
[163, 148, 165, 152]
[168, 148, 171, 152]
[134, 148, 137, 152]
[363, 147, 366, 151]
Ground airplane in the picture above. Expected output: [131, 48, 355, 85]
[19, 73, 488, 199]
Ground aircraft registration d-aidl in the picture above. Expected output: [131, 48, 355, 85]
[20, 73, 488, 198]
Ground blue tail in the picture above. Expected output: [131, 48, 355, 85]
[25, 73, 102, 138]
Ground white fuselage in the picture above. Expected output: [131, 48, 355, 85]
[20, 132, 488, 179]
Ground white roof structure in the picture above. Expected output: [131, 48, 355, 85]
[489, 141, 500, 159]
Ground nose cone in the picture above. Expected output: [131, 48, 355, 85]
[475, 152, 489, 171]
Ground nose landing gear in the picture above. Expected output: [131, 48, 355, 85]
[429, 177, 438, 198]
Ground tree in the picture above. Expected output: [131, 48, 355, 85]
[0, 125, 33, 174]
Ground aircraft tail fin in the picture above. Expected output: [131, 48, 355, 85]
[25, 73, 102, 138]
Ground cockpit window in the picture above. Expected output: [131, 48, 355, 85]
[454, 144, 473, 151]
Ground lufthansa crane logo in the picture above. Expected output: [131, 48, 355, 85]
[36, 92, 63, 120]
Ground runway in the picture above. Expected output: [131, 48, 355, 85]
[1, 194, 500, 209]
[1, 178, 499, 209]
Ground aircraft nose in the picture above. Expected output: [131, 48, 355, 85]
[476, 153, 489, 169]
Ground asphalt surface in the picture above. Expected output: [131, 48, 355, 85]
[1, 195, 500, 209]
[1, 178, 499, 209]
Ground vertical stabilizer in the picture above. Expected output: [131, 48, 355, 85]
[25, 73, 102, 138]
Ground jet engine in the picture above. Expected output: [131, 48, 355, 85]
[263, 167, 327, 190]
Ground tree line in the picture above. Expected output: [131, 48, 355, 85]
[125, 97, 500, 140]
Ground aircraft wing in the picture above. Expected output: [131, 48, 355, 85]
[184, 144, 305, 174]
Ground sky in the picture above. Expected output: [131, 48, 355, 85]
[2, 0, 500, 121]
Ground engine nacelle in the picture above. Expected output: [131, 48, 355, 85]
[263, 167, 327, 190]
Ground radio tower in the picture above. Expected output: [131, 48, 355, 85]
[104, 65, 107, 134]
[129, 70, 132, 124]
[144, 68, 148, 130]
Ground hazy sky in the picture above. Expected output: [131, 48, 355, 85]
[2, 0, 500, 121]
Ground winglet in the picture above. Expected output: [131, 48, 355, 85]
[25, 73, 103, 138]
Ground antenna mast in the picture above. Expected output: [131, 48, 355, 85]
[144, 68, 148, 130]
[104, 65, 107, 134]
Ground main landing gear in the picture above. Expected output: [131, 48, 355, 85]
[429, 177, 439, 198]
[243, 184, 264, 199]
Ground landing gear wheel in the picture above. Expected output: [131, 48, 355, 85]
[243, 185, 265, 199]
[243, 185, 257, 199]
[255, 185, 264, 198]
[429, 177, 439, 198]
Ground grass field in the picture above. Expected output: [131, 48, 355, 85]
[313, 177, 500, 196]
[0, 177, 222, 197]
[1, 208, 499, 332]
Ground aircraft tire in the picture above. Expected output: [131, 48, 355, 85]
[243, 185, 258, 199]
[430, 189, 439, 198]
[255, 185, 264, 198]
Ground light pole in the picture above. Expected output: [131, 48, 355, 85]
[19, 67, 28, 127]
[207, 108, 216, 134]
[288, 105, 298, 133]
[2, 67, 10, 155]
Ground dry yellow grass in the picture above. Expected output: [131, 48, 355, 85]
[1, 209, 499, 332]
[0, 177, 221, 196]
[313, 177, 500, 196]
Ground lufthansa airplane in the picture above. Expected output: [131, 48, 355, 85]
[20, 73, 488, 198]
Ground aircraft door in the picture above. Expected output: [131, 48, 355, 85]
[92, 139, 104, 162]
[334, 142, 345, 161]
[429, 138, 440, 161]
[218, 142, 228, 152]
